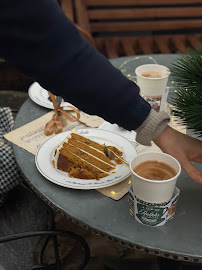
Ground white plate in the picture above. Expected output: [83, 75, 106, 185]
[28, 82, 73, 110]
[35, 129, 137, 190]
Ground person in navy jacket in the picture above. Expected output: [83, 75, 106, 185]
[0, 0, 201, 183]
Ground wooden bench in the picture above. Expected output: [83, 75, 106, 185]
[60, 0, 202, 58]
[59, 0, 95, 46]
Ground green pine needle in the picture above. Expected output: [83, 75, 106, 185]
[171, 55, 202, 87]
[171, 55, 202, 137]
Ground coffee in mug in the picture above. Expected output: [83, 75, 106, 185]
[141, 72, 163, 78]
[133, 160, 177, 181]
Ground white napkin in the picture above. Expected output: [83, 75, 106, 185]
[98, 121, 137, 142]
[98, 121, 162, 154]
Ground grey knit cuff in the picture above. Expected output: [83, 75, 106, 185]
[135, 109, 170, 146]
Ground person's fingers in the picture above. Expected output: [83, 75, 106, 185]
[182, 159, 202, 184]
[192, 155, 202, 164]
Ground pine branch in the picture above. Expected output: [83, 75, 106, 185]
[170, 55, 202, 137]
[171, 55, 202, 88]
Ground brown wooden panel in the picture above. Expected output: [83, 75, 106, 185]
[138, 37, 153, 54]
[95, 34, 202, 57]
[91, 20, 202, 32]
[75, 0, 91, 33]
[171, 36, 188, 53]
[86, 0, 202, 6]
[88, 7, 202, 20]
[154, 36, 172, 53]
[76, 24, 95, 46]
[61, 0, 74, 22]
[121, 39, 136, 56]
[187, 35, 201, 50]
[95, 39, 105, 53]
[104, 40, 119, 59]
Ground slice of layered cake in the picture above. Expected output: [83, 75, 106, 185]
[53, 130, 123, 180]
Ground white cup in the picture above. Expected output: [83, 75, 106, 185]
[129, 152, 181, 203]
[135, 64, 170, 97]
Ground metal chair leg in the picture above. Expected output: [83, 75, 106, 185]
[0, 230, 90, 270]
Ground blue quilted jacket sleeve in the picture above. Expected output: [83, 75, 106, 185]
[0, 0, 151, 130]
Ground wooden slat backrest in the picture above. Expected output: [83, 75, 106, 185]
[88, 7, 202, 20]
[91, 20, 202, 33]
[59, 0, 95, 46]
[75, 0, 202, 35]
[75, 0, 91, 32]
[188, 35, 201, 49]
[60, 0, 74, 22]
[86, 0, 202, 5]
[72, 0, 202, 57]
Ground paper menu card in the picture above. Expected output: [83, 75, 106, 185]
[4, 110, 104, 155]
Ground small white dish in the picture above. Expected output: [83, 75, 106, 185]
[28, 82, 74, 110]
[35, 129, 137, 190]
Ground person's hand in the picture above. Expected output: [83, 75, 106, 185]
[154, 126, 202, 184]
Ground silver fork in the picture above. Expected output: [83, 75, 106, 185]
[103, 144, 129, 165]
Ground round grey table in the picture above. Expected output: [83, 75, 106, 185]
[13, 54, 202, 264]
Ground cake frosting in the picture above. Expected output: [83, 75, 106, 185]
[53, 130, 123, 180]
